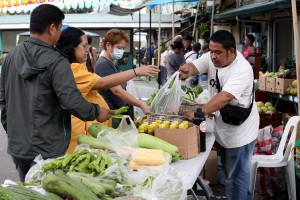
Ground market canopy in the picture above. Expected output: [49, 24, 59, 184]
[99, 3, 145, 16]
[145, 0, 200, 9]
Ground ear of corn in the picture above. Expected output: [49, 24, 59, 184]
[132, 148, 166, 166]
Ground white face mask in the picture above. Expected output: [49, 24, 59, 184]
[111, 48, 124, 60]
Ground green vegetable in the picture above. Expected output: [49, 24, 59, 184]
[67, 171, 106, 198]
[2, 185, 63, 200]
[146, 90, 159, 105]
[42, 173, 99, 200]
[109, 106, 129, 121]
[77, 135, 112, 151]
[137, 133, 179, 156]
[43, 150, 114, 177]
[0, 185, 23, 200]
[114, 106, 129, 115]
[88, 123, 116, 138]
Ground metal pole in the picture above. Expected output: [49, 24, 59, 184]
[172, 0, 175, 39]
[157, 5, 162, 68]
[192, 0, 201, 38]
[149, 9, 152, 65]
[210, 0, 215, 36]
[139, 10, 141, 67]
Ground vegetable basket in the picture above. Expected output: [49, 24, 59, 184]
[146, 113, 185, 124]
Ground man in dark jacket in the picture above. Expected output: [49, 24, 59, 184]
[0, 4, 112, 182]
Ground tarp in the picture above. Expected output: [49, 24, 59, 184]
[146, 0, 199, 9]
[99, 3, 145, 16]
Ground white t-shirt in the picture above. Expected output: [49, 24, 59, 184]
[184, 50, 199, 63]
[192, 51, 259, 148]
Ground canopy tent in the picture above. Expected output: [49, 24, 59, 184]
[16, 30, 100, 46]
[145, 0, 199, 9]
[99, 3, 145, 16]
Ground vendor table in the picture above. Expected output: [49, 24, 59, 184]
[172, 132, 216, 200]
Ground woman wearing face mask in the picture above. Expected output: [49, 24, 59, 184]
[95, 29, 151, 128]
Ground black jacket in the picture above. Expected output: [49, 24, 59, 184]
[0, 37, 100, 159]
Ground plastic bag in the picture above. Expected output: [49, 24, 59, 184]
[25, 155, 54, 184]
[197, 89, 209, 104]
[150, 72, 186, 115]
[130, 165, 183, 200]
[97, 116, 138, 158]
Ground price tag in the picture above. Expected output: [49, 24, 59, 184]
[279, 94, 282, 98]
[294, 97, 298, 103]
[289, 96, 293, 101]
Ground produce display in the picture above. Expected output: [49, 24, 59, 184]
[286, 80, 298, 95]
[42, 150, 114, 177]
[41, 170, 126, 200]
[259, 68, 297, 79]
[256, 101, 276, 114]
[1, 122, 184, 200]
[138, 119, 189, 134]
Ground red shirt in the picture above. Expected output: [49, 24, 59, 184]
[242, 48, 249, 58]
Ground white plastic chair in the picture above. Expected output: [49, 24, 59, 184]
[249, 116, 300, 200]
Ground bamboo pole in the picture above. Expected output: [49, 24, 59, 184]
[291, 0, 300, 115]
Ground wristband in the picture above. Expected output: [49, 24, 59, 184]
[133, 68, 137, 77]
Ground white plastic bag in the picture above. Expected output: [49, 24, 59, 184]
[130, 165, 183, 200]
[25, 155, 54, 184]
[97, 116, 138, 158]
[197, 89, 210, 104]
[150, 72, 186, 115]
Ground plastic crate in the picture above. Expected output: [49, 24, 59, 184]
[178, 103, 201, 115]
[259, 112, 282, 129]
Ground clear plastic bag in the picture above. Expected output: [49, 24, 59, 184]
[25, 155, 54, 184]
[150, 72, 186, 115]
[97, 116, 138, 158]
[197, 89, 209, 104]
[130, 165, 183, 200]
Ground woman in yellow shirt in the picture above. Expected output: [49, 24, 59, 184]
[56, 27, 159, 153]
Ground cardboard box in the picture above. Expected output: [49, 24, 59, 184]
[199, 149, 218, 185]
[258, 75, 266, 91]
[265, 77, 276, 92]
[275, 78, 295, 94]
[154, 125, 200, 159]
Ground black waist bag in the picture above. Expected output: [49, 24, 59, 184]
[216, 70, 254, 126]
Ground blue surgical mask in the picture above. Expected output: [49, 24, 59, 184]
[111, 48, 124, 60]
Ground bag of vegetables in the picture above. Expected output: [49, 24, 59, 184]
[150, 72, 186, 115]
[97, 116, 139, 158]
